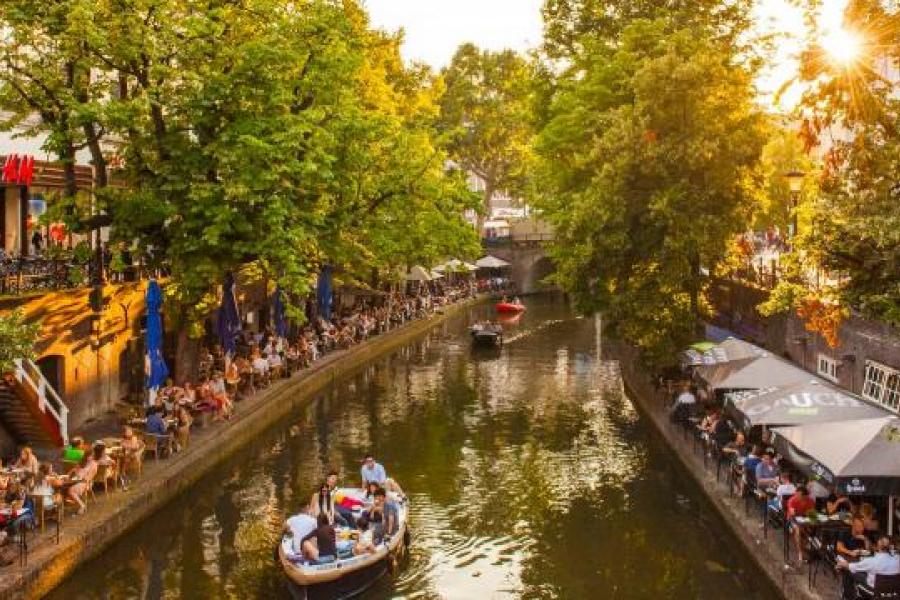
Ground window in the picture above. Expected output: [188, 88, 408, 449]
[863, 360, 900, 412]
[817, 354, 838, 383]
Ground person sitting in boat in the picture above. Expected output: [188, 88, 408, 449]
[300, 513, 339, 564]
[361, 454, 387, 488]
[384, 477, 406, 500]
[310, 481, 345, 527]
[364, 481, 380, 504]
[284, 509, 317, 557]
[512, 296, 521, 305]
[357, 487, 399, 545]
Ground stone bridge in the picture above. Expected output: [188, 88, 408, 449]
[484, 233, 556, 294]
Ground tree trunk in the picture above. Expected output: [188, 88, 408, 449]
[688, 251, 702, 335]
[174, 327, 200, 384]
[477, 179, 494, 233]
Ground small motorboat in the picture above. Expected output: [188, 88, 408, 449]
[495, 302, 526, 314]
[470, 322, 503, 347]
[278, 488, 409, 600]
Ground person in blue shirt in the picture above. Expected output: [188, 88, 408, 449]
[360, 454, 387, 488]
[146, 407, 168, 436]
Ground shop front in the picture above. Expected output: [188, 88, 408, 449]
[0, 152, 93, 255]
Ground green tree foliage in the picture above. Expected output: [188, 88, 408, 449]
[0, 311, 40, 374]
[784, 0, 900, 326]
[535, 11, 766, 364]
[438, 44, 534, 227]
[1, 0, 479, 375]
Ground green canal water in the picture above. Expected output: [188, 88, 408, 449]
[49, 296, 777, 599]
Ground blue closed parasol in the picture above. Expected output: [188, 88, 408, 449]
[216, 272, 242, 356]
[316, 265, 332, 322]
[272, 285, 288, 338]
[145, 279, 169, 396]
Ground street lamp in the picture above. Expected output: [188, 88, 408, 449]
[785, 169, 805, 240]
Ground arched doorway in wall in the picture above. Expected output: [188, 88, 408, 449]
[35, 354, 64, 397]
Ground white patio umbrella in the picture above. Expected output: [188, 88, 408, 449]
[430, 270, 444, 279]
[463, 262, 479, 272]
[405, 265, 432, 282]
[475, 255, 510, 269]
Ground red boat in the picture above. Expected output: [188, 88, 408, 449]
[495, 302, 526, 314]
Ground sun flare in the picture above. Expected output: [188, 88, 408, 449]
[821, 27, 862, 66]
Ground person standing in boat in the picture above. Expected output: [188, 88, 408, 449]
[361, 454, 387, 488]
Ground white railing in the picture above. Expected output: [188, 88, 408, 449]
[13, 358, 69, 444]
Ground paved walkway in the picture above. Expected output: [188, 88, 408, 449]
[0, 299, 477, 600]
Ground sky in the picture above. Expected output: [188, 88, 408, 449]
[365, 0, 850, 111]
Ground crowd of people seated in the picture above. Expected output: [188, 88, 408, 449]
[136, 285, 475, 459]
[665, 380, 900, 598]
[283, 454, 405, 566]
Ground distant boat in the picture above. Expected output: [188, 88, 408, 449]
[495, 302, 525, 314]
[470, 325, 502, 348]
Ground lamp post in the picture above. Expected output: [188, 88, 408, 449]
[785, 170, 805, 241]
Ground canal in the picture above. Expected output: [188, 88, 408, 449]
[50, 295, 777, 600]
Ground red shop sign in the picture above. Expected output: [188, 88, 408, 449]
[2, 154, 35, 186]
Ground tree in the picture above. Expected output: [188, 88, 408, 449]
[535, 15, 766, 364]
[762, 0, 900, 334]
[0, 311, 40, 374]
[438, 44, 534, 229]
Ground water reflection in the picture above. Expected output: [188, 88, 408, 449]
[50, 296, 775, 600]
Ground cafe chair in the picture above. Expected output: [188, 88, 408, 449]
[94, 463, 117, 494]
[143, 432, 173, 460]
[28, 494, 62, 543]
[856, 573, 900, 599]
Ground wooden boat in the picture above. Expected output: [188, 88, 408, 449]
[495, 302, 525, 314]
[278, 488, 409, 599]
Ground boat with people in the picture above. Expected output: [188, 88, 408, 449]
[278, 460, 409, 600]
[495, 296, 526, 314]
[470, 321, 503, 347]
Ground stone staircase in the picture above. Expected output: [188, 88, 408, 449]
[0, 359, 68, 453]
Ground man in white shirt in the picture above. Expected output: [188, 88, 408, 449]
[285, 510, 317, 556]
[252, 353, 269, 375]
[361, 454, 387, 488]
[838, 535, 900, 592]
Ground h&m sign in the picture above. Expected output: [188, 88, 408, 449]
[2, 154, 35, 186]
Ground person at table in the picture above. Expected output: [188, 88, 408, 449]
[146, 406, 168, 436]
[722, 431, 748, 459]
[858, 503, 880, 541]
[754, 451, 779, 490]
[837, 535, 900, 596]
[739, 445, 763, 495]
[827, 491, 855, 516]
[119, 426, 144, 487]
[66, 454, 97, 515]
[32, 463, 61, 510]
[807, 477, 831, 511]
[361, 454, 387, 488]
[837, 518, 872, 560]
[769, 472, 796, 511]
[174, 405, 193, 452]
[300, 513, 338, 563]
[209, 371, 232, 420]
[62, 436, 87, 464]
[787, 485, 817, 562]
[15, 446, 39, 475]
